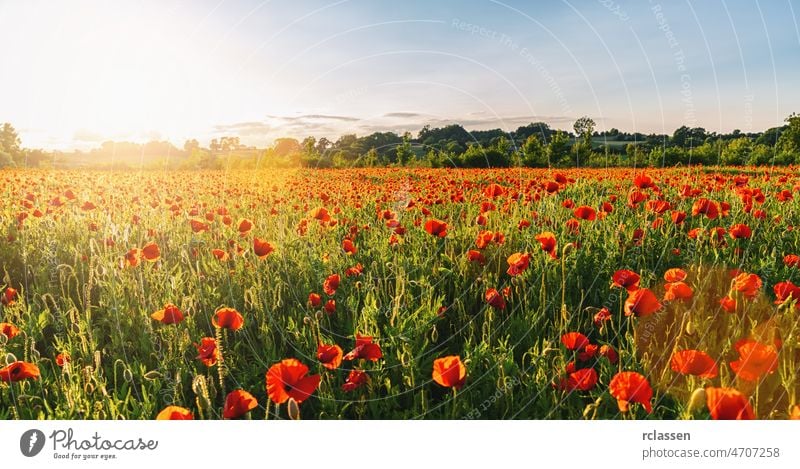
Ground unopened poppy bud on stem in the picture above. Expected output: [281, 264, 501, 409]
[287, 398, 300, 420]
[688, 388, 706, 413]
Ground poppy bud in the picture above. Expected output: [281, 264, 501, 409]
[143, 370, 162, 380]
[123, 368, 133, 382]
[685, 319, 695, 335]
[191, 375, 207, 396]
[0, 334, 6, 346]
[287, 397, 301, 420]
[688, 387, 706, 413]
[562, 242, 576, 257]
[355, 281, 362, 290]
[314, 311, 323, 321]
[303, 316, 312, 325]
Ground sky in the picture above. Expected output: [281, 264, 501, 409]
[1, 0, 799, 150]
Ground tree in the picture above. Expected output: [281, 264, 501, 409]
[721, 137, 753, 165]
[777, 113, 800, 154]
[573, 116, 595, 147]
[548, 130, 572, 167]
[395, 132, 414, 166]
[0, 123, 21, 167]
[183, 139, 200, 153]
[625, 143, 647, 167]
[520, 135, 547, 167]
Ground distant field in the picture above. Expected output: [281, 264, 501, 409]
[1, 167, 798, 420]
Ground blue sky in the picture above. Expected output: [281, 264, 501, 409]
[1, 0, 799, 149]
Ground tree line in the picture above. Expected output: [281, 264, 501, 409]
[1, 113, 798, 170]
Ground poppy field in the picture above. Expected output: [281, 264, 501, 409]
[1, 166, 800, 420]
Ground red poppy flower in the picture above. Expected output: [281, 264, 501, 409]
[345, 263, 363, 277]
[265, 358, 321, 404]
[627, 190, 647, 207]
[506, 252, 530, 276]
[223, 390, 258, 419]
[0, 322, 20, 340]
[124, 248, 140, 267]
[691, 198, 719, 219]
[774, 280, 800, 307]
[705, 387, 754, 420]
[317, 343, 343, 370]
[593, 308, 612, 327]
[237, 218, 254, 234]
[0, 361, 41, 382]
[645, 200, 671, 214]
[599, 344, 618, 364]
[561, 332, 590, 351]
[195, 337, 219, 366]
[670, 350, 718, 378]
[253, 238, 274, 258]
[342, 369, 369, 392]
[578, 344, 599, 361]
[565, 218, 580, 234]
[670, 210, 686, 225]
[324, 299, 336, 314]
[475, 230, 494, 249]
[190, 219, 210, 233]
[213, 307, 244, 331]
[343, 334, 383, 361]
[729, 224, 752, 239]
[612, 270, 640, 291]
[485, 288, 506, 310]
[719, 296, 737, 313]
[141, 242, 160, 262]
[342, 238, 357, 255]
[573, 205, 596, 221]
[156, 406, 193, 420]
[634, 173, 654, 189]
[424, 219, 448, 238]
[663, 268, 687, 283]
[211, 248, 229, 261]
[624, 288, 662, 317]
[732, 272, 762, 299]
[432, 355, 467, 390]
[535, 232, 558, 259]
[323, 274, 340, 296]
[609, 371, 653, 414]
[663, 282, 693, 301]
[784, 254, 800, 268]
[1, 287, 18, 306]
[729, 339, 778, 382]
[467, 250, 486, 264]
[557, 367, 598, 392]
[309, 207, 331, 222]
[151, 303, 184, 325]
[55, 353, 70, 367]
[483, 183, 506, 198]
[308, 292, 322, 308]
